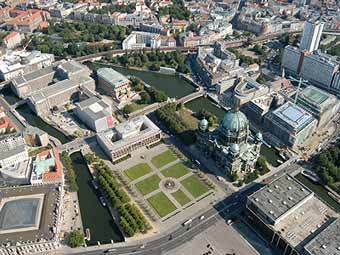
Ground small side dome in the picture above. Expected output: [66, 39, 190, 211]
[199, 118, 209, 131]
[255, 132, 263, 141]
[230, 143, 240, 153]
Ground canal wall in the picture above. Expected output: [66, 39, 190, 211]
[82, 151, 126, 243]
[70, 152, 124, 245]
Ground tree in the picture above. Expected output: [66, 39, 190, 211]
[140, 91, 152, 104]
[149, 63, 160, 71]
[68, 230, 84, 248]
[256, 157, 270, 175]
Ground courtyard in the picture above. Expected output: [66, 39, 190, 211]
[121, 145, 214, 220]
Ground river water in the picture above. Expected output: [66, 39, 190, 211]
[86, 62, 195, 98]
[16, 105, 72, 144]
[70, 152, 124, 245]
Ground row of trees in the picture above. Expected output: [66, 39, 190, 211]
[156, 103, 196, 144]
[94, 162, 130, 207]
[119, 203, 151, 237]
[44, 21, 133, 43]
[111, 50, 190, 74]
[158, 0, 191, 20]
[85, 154, 151, 237]
[28, 36, 115, 58]
[61, 152, 78, 192]
[314, 145, 340, 193]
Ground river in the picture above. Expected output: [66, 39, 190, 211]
[16, 104, 72, 144]
[86, 62, 196, 98]
[70, 152, 124, 245]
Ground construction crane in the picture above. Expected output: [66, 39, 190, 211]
[288, 76, 309, 104]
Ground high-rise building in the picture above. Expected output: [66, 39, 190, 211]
[300, 20, 324, 52]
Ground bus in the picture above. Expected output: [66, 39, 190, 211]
[183, 219, 193, 226]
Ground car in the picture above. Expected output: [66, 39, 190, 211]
[227, 219, 233, 225]
[199, 215, 205, 220]
[104, 248, 116, 253]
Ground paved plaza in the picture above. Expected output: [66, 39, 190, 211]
[164, 218, 258, 255]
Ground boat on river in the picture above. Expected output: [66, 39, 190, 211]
[301, 169, 320, 183]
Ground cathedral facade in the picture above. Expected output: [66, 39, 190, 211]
[196, 108, 262, 178]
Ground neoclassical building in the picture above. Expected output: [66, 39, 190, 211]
[196, 108, 262, 177]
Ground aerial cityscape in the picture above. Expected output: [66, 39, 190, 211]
[0, 0, 339, 254]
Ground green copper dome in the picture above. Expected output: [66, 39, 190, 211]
[221, 110, 248, 133]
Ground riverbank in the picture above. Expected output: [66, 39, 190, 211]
[70, 152, 124, 245]
[16, 104, 72, 144]
[86, 62, 196, 98]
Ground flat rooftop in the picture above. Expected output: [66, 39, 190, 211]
[248, 174, 313, 224]
[29, 76, 93, 103]
[12, 65, 55, 87]
[97, 68, 129, 88]
[76, 96, 111, 121]
[304, 218, 340, 255]
[272, 101, 315, 130]
[299, 86, 330, 106]
[273, 196, 335, 249]
[97, 116, 161, 152]
[0, 184, 61, 245]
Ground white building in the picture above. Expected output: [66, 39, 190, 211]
[0, 135, 28, 169]
[122, 31, 176, 50]
[0, 51, 54, 81]
[300, 20, 324, 52]
[74, 96, 117, 132]
[96, 116, 161, 162]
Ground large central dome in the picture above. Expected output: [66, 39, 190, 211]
[221, 110, 248, 133]
[219, 109, 249, 145]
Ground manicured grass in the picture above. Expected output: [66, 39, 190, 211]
[171, 189, 191, 206]
[161, 163, 190, 179]
[135, 175, 161, 195]
[181, 175, 210, 198]
[124, 163, 151, 181]
[151, 150, 178, 168]
[147, 192, 177, 218]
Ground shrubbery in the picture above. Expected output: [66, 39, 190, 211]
[61, 152, 78, 192]
[156, 103, 196, 145]
[314, 145, 340, 194]
[68, 230, 84, 248]
[110, 50, 190, 73]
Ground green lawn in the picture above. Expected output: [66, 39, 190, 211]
[161, 163, 190, 179]
[135, 175, 161, 195]
[151, 150, 178, 168]
[171, 189, 191, 206]
[124, 163, 151, 181]
[181, 175, 210, 198]
[147, 192, 177, 217]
